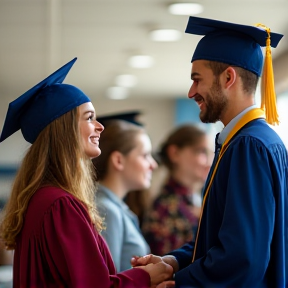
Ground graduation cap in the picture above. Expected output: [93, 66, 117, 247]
[0, 57, 91, 144]
[97, 111, 143, 126]
[185, 16, 284, 125]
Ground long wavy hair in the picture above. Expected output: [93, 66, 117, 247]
[0, 107, 102, 250]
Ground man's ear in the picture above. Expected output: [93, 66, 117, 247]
[110, 151, 125, 171]
[223, 66, 237, 89]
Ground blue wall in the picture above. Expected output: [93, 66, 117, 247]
[175, 98, 201, 125]
[175, 98, 223, 134]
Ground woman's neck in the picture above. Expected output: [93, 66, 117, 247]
[100, 176, 128, 199]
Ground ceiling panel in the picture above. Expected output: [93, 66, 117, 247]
[0, 0, 288, 105]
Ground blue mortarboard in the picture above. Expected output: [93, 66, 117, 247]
[97, 111, 143, 126]
[185, 16, 283, 76]
[0, 57, 91, 144]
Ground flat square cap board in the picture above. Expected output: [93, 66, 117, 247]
[185, 16, 283, 76]
[0, 57, 91, 144]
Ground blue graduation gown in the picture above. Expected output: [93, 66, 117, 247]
[169, 119, 288, 288]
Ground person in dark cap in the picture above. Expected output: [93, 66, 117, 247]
[132, 16, 288, 288]
[97, 111, 144, 127]
[0, 58, 172, 287]
[92, 115, 157, 272]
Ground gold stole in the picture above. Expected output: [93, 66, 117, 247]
[192, 108, 266, 262]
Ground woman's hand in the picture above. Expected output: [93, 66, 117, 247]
[131, 254, 162, 266]
[131, 254, 179, 273]
[153, 280, 175, 288]
[133, 255, 173, 287]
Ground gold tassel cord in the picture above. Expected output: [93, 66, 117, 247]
[255, 23, 279, 125]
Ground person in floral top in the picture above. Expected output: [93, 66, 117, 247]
[142, 124, 211, 256]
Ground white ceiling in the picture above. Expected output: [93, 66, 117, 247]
[1, 0, 288, 107]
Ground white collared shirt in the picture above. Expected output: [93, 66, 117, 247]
[218, 105, 257, 145]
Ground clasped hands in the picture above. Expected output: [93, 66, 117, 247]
[131, 254, 178, 288]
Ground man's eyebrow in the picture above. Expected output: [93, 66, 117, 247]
[191, 72, 200, 79]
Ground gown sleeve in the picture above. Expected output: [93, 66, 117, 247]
[40, 196, 150, 288]
[172, 136, 282, 287]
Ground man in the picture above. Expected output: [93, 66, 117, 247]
[132, 16, 288, 288]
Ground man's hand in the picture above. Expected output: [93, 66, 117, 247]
[162, 255, 179, 273]
[133, 256, 174, 286]
[131, 254, 179, 274]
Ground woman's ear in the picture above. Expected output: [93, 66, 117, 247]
[109, 151, 125, 171]
[166, 144, 179, 164]
[223, 66, 237, 89]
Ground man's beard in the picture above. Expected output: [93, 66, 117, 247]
[199, 79, 228, 124]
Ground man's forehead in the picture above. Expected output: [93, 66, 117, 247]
[191, 60, 211, 74]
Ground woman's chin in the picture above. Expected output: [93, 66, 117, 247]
[86, 148, 101, 159]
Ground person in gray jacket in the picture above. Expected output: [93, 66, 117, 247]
[93, 117, 157, 272]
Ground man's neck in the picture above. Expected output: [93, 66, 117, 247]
[221, 100, 255, 126]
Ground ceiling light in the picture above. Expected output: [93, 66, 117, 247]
[106, 87, 129, 99]
[149, 29, 182, 42]
[115, 74, 138, 87]
[128, 55, 154, 69]
[168, 3, 204, 15]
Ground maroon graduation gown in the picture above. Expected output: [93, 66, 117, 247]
[13, 186, 150, 288]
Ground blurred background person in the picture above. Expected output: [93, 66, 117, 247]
[141, 124, 212, 256]
[124, 187, 151, 229]
[93, 115, 158, 272]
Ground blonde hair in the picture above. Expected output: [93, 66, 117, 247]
[0, 107, 102, 249]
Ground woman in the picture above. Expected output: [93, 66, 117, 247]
[0, 58, 172, 288]
[142, 124, 211, 256]
[93, 119, 158, 272]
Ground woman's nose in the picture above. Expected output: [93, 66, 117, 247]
[150, 157, 158, 170]
[95, 121, 104, 132]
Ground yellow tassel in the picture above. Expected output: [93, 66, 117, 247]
[255, 23, 279, 125]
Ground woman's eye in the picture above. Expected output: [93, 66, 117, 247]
[87, 114, 94, 120]
[144, 153, 152, 159]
